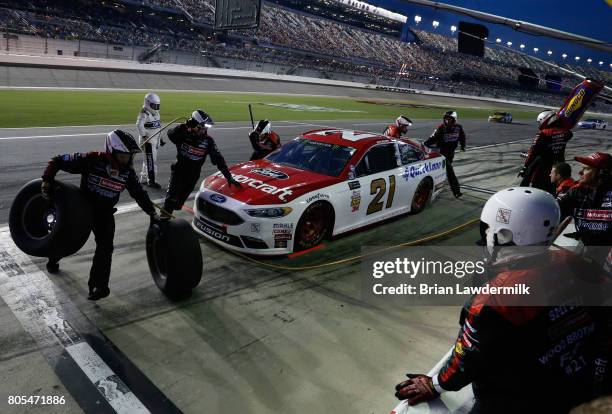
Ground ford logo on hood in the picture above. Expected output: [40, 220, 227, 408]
[250, 168, 289, 180]
[209, 193, 227, 203]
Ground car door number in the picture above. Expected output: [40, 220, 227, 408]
[366, 175, 396, 215]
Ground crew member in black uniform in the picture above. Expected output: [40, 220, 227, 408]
[162, 109, 241, 217]
[41, 130, 158, 300]
[424, 111, 466, 198]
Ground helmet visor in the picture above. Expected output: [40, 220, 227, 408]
[150, 103, 160, 111]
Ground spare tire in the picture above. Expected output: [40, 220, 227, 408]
[9, 179, 93, 258]
[146, 219, 203, 298]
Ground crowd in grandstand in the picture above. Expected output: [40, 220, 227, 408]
[0, 0, 609, 109]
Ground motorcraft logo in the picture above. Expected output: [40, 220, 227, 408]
[402, 160, 444, 181]
[577, 209, 612, 221]
[209, 193, 227, 203]
[564, 88, 586, 118]
[250, 168, 289, 180]
[88, 175, 125, 192]
[182, 144, 206, 156]
[214, 172, 293, 201]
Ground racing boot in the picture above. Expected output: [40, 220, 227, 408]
[46, 257, 60, 274]
[454, 191, 463, 199]
[88, 286, 110, 301]
[147, 181, 162, 190]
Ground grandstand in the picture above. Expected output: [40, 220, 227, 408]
[0, 0, 609, 110]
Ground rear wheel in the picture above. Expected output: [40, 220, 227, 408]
[410, 179, 433, 214]
[294, 202, 332, 251]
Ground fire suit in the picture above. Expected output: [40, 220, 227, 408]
[435, 249, 612, 414]
[383, 125, 402, 138]
[42, 152, 155, 291]
[163, 123, 233, 214]
[555, 177, 577, 199]
[424, 123, 466, 196]
[558, 179, 612, 247]
[521, 128, 573, 193]
[136, 106, 162, 185]
[249, 130, 281, 160]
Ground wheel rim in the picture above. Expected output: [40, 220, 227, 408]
[22, 195, 56, 240]
[298, 207, 328, 246]
[412, 182, 430, 210]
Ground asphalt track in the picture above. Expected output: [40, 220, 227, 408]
[1, 77, 611, 413]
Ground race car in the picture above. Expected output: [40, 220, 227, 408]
[487, 111, 513, 123]
[577, 118, 608, 129]
[192, 128, 447, 255]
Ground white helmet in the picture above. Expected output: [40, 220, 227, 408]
[144, 93, 160, 114]
[188, 109, 214, 129]
[395, 115, 413, 129]
[105, 129, 141, 157]
[255, 119, 272, 135]
[480, 187, 560, 247]
[536, 110, 555, 126]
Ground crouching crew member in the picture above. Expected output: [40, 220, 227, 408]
[41, 130, 158, 301]
[424, 111, 466, 198]
[395, 187, 612, 413]
[383, 115, 412, 138]
[162, 109, 241, 217]
[249, 119, 281, 160]
[137, 92, 165, 189]
[519, 110, 573, 193]
[550, 161, 576, 198]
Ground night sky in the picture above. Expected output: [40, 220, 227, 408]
[370, 0, 612, 68]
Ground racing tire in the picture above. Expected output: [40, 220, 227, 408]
[294, 202, 333, 252]
[146, 219, 203, 299]
[410, 178, 433, 214]
[9, 179, 93, 258]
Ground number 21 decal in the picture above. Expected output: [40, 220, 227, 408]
[366, 175, 396, 215]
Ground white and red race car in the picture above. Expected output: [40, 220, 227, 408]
[192, 128, 447, 255]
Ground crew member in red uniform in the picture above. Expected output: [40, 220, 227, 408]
[394, 187, 612, 414]
[41, 130, 158, 300]
[519, 110, 573, 193]
[424, 111, 466, 198]
[249, 119, 281, 160]
[550, 161, 576, 198]
[383, 115, 412, 138]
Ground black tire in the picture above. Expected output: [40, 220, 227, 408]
[294, 202, 333, 252]
[146, 219, 203, 298]
[9, 179, 93, 258]
[410, 178, 433, 214]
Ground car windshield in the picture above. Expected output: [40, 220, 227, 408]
[266, 138, 356, 177]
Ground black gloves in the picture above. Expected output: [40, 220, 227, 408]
[160, 139, 166, 147]
[41, 180, 52, 200]
[395, 374, 440, 406]
[517, 167, 527, 178]
[227, 177, 242, 188]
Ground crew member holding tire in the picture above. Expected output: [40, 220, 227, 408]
[518, 110, 573, 193]
[137, 92, 164, 189]
[424, 111, 466, 198]
[383, 115, 412, 138]
[162, 109, 241, 217]
[249, 119, 281, 160]
[41, 130, 158, 301]
[395, 187, 612, 413]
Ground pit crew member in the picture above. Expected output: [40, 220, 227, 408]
[550, 161, 576, 198]
[137, 92, 165, 189]
[395, 187, 612, 413]
[383, 115, 412, 138]
[249, 119, 281, 160]
[162, 109, 241, 217]
[423, 111, 466, 198]
[519, 110, 573, 193]
[41, 130, 158, 301]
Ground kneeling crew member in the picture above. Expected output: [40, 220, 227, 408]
[42, 130, 158, 301]
[383, 115, 412, 138]
[163, 109, 241, 217]
[249, 119, 281, 160]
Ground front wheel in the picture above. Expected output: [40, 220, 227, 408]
[294, 203, 332, 251]
[410, 179, 433, 214]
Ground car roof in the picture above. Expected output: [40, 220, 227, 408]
[301, 128, 392, 150]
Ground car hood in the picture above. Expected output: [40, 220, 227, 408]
[202, 159, 343, 205]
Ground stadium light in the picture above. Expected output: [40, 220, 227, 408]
[533, 47, 539, 53]
[575, 56, 580, 61]
[506, 41, 512, 47]
[432, 20, 439, 28]
[450, 25, 457, 33]
[587, 58, 592, 63]
[599, 61, 604, 65]
[519, 44, 525, 50]
[562, 53, 567, 59]
[496, 38, 501, 43]
[414, 15, 421, 24]
[547, 50, 552, 56]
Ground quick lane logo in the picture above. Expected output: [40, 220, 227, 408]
[564, 88, 586, 118]
[251, 168, 289, 180]
[182, 143, 206, 156]
[215, 172, 293, 201]
[402, 160, 444, 181]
